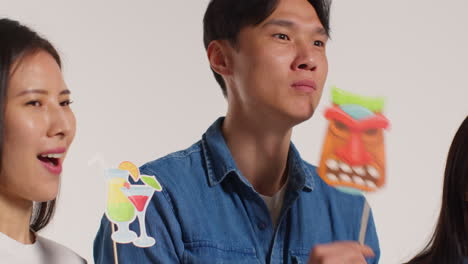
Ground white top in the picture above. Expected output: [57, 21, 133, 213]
[0, 232, 86, 264]
[259, 182, 288, 227]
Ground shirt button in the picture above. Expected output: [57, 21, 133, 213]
[258, 222, 267, 230]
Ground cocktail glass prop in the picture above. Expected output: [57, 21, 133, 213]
[121, 185, 156, 247]
[105, 168, 137, 243]
[317, 87, 390, 244]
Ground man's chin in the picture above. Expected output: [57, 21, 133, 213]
[297, 104, 316, 120]
[294, 114, 314, 125]
[283, 109, 315, 127]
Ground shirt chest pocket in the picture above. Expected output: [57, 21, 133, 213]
[183, 240, 259, 264]
[289, 249, 310, 264]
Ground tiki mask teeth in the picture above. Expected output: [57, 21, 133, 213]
[324, 158, 380, 190]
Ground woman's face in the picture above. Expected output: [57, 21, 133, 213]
[0, 51, 76, 202]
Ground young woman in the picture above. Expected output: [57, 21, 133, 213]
[406, 116, 468, 264]
[0, 19, 85, 263]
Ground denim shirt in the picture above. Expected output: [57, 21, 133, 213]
[94, 117, 380, 264]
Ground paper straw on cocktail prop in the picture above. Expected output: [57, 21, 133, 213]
[317, 87, 390, 244]
[104, 167, 136, 264]
[88, 154, 120, 263]
[103, 161, 163, 263]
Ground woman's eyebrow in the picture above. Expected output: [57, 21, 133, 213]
[15, 89, 71, 97]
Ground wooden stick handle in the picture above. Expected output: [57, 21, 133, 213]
[111, 223, 119, 264]
[358, 200, 370, 245]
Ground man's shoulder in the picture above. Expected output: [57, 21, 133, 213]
[138, 141, 207, 190]
[140, 141, 203, 173]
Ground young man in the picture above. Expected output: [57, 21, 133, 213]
[94, 0, 380, 263]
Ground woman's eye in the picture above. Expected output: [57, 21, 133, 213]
[60, 100, 73, 107]
[273, 33, 290, 41]
[314, 40, 325, 47]
[26, 100, 41, 107]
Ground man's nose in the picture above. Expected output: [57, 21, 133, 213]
[291, 42, 318, 72]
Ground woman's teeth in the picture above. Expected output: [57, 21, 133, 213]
[38, 153, 63, 167]
[40, 153, 63, 159]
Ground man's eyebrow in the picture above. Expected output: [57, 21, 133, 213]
[315, 27, 328, 37]
[263, 19, 329, 37]
[262, 19, 295, 28]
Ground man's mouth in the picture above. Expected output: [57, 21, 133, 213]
[324, 158, 381, 191]
[291, 80, 317, 92]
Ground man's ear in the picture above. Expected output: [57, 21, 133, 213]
[207, 40, 233, 76]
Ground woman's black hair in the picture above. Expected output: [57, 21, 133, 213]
[0, 18, 61, 232]
[406, 116, 468, 264]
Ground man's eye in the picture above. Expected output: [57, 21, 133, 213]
[314, 40, 325, 47]
[26, 100, 41, 107]
[273, 33, 290, 41]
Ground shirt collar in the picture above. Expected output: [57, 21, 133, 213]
[287, 143, 315, 191]
[201, 117, 314, 191]
[201, 117, 244, 187]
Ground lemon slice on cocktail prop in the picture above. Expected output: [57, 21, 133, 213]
[118, 161, 140, 182]
[141, 175, 163, 192]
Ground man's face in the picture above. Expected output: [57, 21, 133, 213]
[226, 0, 328, 125]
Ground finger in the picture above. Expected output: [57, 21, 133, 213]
[336, 242, 375, 257]
[308, 254, 367, 264]
[312, 242, 375, 256]
[308, 242, 375, 263]
[359, 245, 375, 257]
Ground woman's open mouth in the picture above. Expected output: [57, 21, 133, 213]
[37, 153, 63, 174]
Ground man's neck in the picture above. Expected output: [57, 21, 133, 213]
[0, 188, 34, 244]
[223, 112, 292, 196]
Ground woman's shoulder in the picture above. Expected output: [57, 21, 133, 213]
[36, 235, 87, 264]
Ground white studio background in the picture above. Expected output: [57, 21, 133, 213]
[1, 0, 467, 263]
